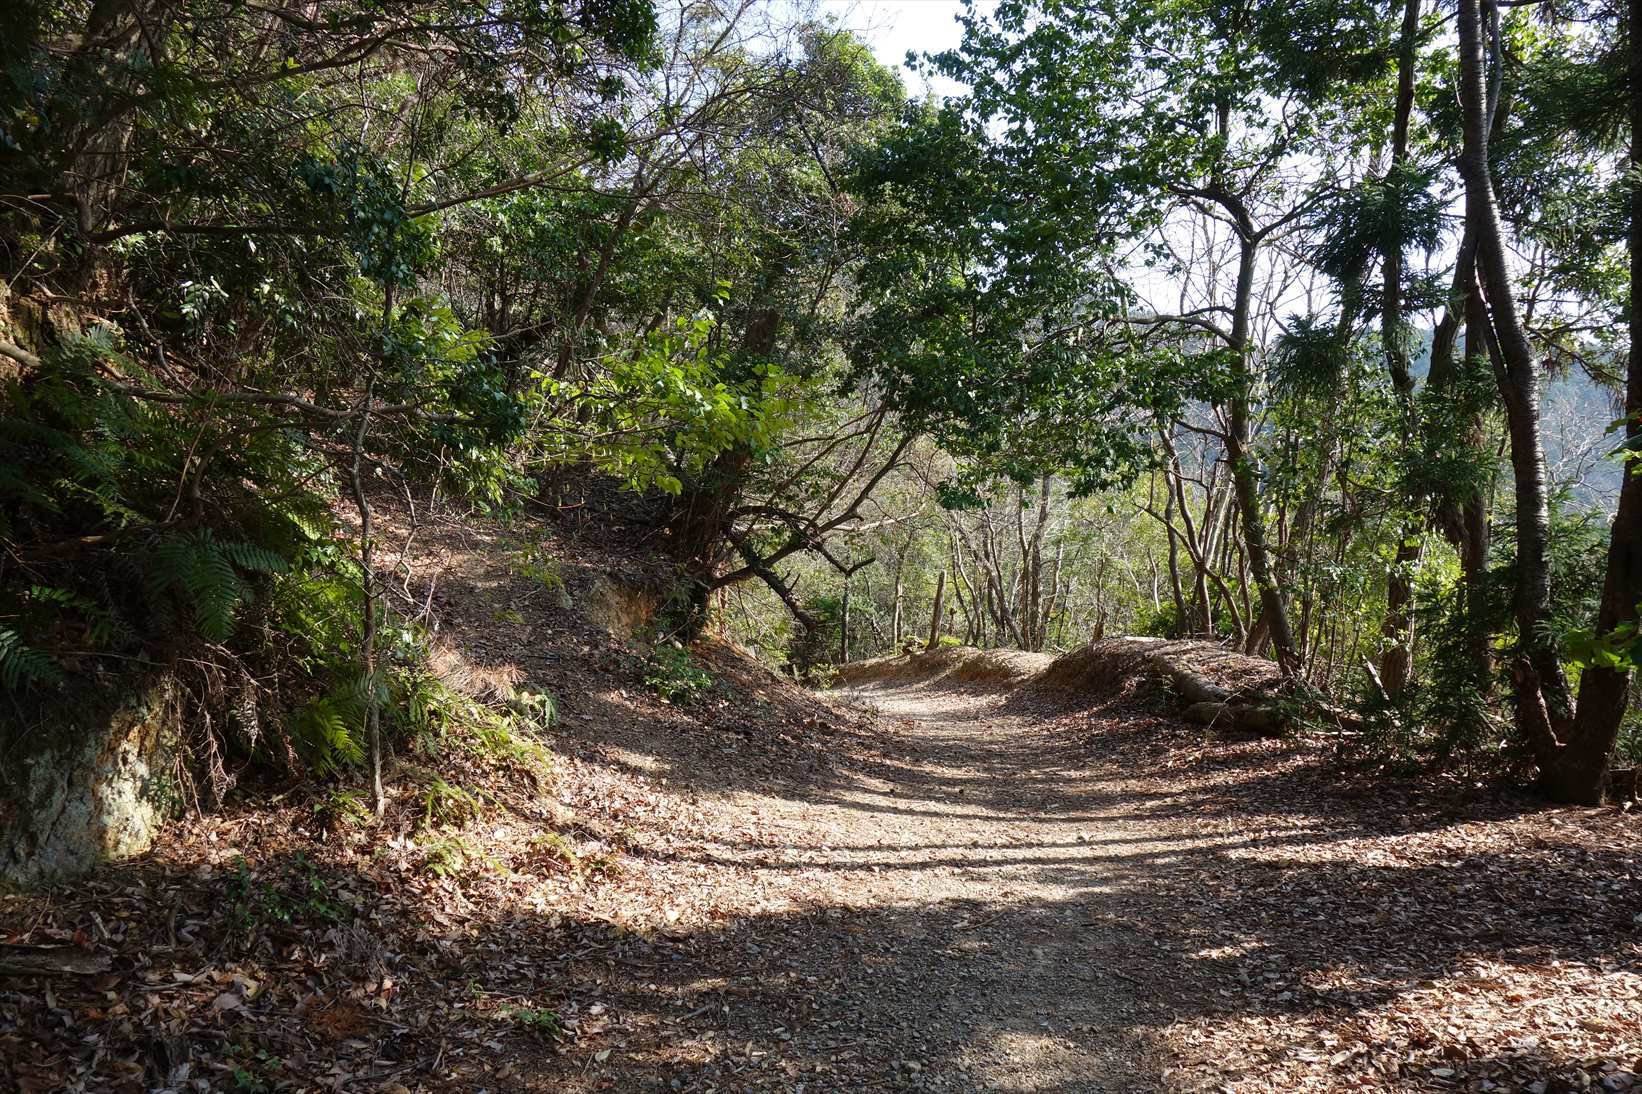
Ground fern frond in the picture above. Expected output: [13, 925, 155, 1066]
[329, 671, 372, 723]
[0, 461, 57, 510]
[23, 585, 126, 648]
[187, 543, 243, 643]
[295, 688, 368, 777]
[0, 629, 64, 692]
[145, 533, 197, 599]
[0, 417, 82, 451]
[146, 530, 282, 643]
[282, 505, 333, 542]
[220, 541, 288, 575]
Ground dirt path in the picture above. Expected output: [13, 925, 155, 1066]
[7, 662, 1637, 1093]
[725, 680, 1174, 1090]
[7, 505, 1635, 1094]
[554, 669, 1640, 1093]
[547, 677, 1204, 1092]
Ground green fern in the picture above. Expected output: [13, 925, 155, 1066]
[419, 778, 485, 830]
[146, 529, 287, 643]
[294, 672, 380, 776]
[0, 629, 64, 692]
[295, 695, 367, 777]
[220, 541, 288, 574]
[24, 585, 127, 647]
[314, 787, 372, 827]
[0, 451, 59, 511]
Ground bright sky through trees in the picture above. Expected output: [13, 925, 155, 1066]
[819, 0, 983, 97]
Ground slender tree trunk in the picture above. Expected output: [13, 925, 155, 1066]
[1224, 231, 1300, 673]
[1379, 0, 1424, 695]
[1043, 542, 1065, 649]
[1163, 480, 1188, 635]
[1564, 0, 1642, 801]
[950, 531, 981, 646]
[949, 550, 976, 643]
[1429, 225, 1496, 688]
[839, 579, 850, 663]
[926, 570, 947, 651]
[891, 577, 903, 647]
[1382, 0, 1421, 400]
[891, 532, 909, 646]
[1213, 486, 1245, 640]
[981, 511, 1024, 646]
[351, 286, 394, 819]
[981, 581, 992, 647]
[1184, 480, 1215, 633]
[1160, 430, 1229, 636]
[1457, 0, 1581, 790]
[1024, 476, 1051, 650]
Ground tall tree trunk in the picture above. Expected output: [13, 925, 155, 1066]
[1428, 225, 1495, 688]
[891, 576, 903, 647]
[1379, 0, 1424, 695]
[839, 579, 850, 664]
[1564, 0, 1642, 802]
[351, 283, 395, 819]
[62, 1, 160, 240]
[1160, 429, 1224, 636]
[669, 447, 752, 633]
[1456, 0, 1581, 790]
[665, 310, 782, 634]
[1162, 479, 1189, 635]
[1023, 477, 1052, 650]
[926, 570, 947, 651]
[1224, 232, 1301, 674]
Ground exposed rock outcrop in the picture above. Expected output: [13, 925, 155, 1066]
[2, 673, 184, 886]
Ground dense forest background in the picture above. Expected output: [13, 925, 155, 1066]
[2, 0, 1639, 817]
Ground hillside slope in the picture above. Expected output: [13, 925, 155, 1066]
[0, 495, 893, 1092]
[5, 531, 1640, 1093]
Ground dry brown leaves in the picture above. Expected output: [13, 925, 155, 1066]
[5, 495, 1640, 1093]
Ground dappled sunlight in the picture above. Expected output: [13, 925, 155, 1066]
[7, 667, 1639, 1091]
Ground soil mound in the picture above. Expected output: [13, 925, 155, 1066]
[836, 646, 1055, 691]
[1031, 637, 1281, 698]
[1024, 636, 1291, 732]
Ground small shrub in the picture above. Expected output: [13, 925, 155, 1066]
[806, 663, 840, 689]
[1616, 708, 1642, 768]
[223, 853, 344, 939]
[1134, 601, 1180, 639]
[525, 831, 623, 879]
[505, 688, 557, 728]
[469, 716, 555, 773]
[786, 595, 841, 676]
[313, 788, 372, 830]
[1348, 572, 1508, 770]
[581, 850, 624, 878]
[498, 1004, 561, 1038]
[419, 778, 485, 830]
[510, 544, 565, 593]
[529, 830, 580, 870]
[643, 641, 712, 703]
[228, 1045, 284, 1090]
[419, 833, 482, 879]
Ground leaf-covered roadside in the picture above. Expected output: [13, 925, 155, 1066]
[0, 496, 888, 1092]
[7, 527, 1640, 1091]
[1040, 689, 1642, 1092]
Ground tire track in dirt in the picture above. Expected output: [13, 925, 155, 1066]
[564, 677, 1190, 1092]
